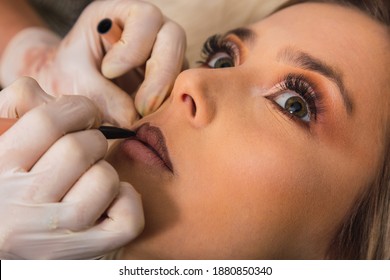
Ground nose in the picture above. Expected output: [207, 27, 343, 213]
[170, 68, 219, 128]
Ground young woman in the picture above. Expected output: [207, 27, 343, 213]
[0, 0, 388, 259]
[106, 0, 390, 259]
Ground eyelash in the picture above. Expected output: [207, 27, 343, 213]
[270, 74, 324, 126]
[198, 34, 239, 66]
[198, 35, 325, 127]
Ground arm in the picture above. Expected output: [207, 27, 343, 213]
[0, 0, 47, 57]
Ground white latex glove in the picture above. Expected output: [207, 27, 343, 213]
[0, 77, 144, 259]
[0, 0, 186, 125]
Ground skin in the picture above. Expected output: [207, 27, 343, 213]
[106, 3, 389, 259]
[0, 0, 46, 57]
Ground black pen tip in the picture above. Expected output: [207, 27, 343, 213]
[98, 126, 136, 139]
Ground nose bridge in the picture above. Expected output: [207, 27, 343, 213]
[171, 68, 233, 128]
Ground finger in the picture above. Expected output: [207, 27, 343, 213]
[96, 181, 144, 246]
[12, 161, 118, 257]
[134, 20, 187, 116]
[8, 181, 143, 259]
[28, 130, 107, 203]
[101, 3, 164, 78]
[0, 77, 54, 118]
[59, 160, 121, 231]
[75, 73, 139, 128]
[0, 94, 101, 172]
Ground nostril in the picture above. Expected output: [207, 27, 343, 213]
[182, 94, 196, 117]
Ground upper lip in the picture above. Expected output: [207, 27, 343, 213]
[135, 123, 173, 172]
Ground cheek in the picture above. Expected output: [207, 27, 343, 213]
[180, 128, 364, 254]
[171, 133, 331, 256]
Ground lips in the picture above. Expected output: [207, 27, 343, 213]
[121, 123, 173, 172]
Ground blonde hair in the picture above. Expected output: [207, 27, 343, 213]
[327, 142, 390, 259]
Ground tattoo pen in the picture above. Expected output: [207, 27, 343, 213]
[97, 18, 122, 46]
[0, 118, 135, 139]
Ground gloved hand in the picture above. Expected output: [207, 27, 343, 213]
[0, 0, 186, 126]
[0, 77, 144, 259]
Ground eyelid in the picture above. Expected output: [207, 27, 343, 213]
[223, 33, 250, 64]
[223, 35, 243, 65]
[199, 34, 241, 67]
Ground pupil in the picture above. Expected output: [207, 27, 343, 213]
[285, 96, 308, 118]
[288, 101, 302, 113]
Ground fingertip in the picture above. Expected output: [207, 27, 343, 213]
[135, 85, 169, 116]
[102, 62, 129, 80]
[115, 113, 140, 129]
[103, 99, 140, 129]
[101, 60, 120, 79]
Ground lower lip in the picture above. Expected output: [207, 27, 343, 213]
[120, 138, 170, 171]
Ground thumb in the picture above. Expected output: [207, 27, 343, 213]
[98, 181, 144, 243]
[100, 8, 164, 79]
[82, 77, 140, 128]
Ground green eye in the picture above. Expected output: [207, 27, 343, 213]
[273, 91, 310, 122]
[207, 53, 235, 68]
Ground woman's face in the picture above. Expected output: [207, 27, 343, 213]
[107, 3, 389, 259]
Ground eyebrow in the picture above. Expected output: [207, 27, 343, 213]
[224, 27, 257, 45]
[225, 28, 354, 114]
[278, 47, 353, 114]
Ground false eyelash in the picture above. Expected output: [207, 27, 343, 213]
[198, 34, 238, 65]
[277, 73, 324, 123]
